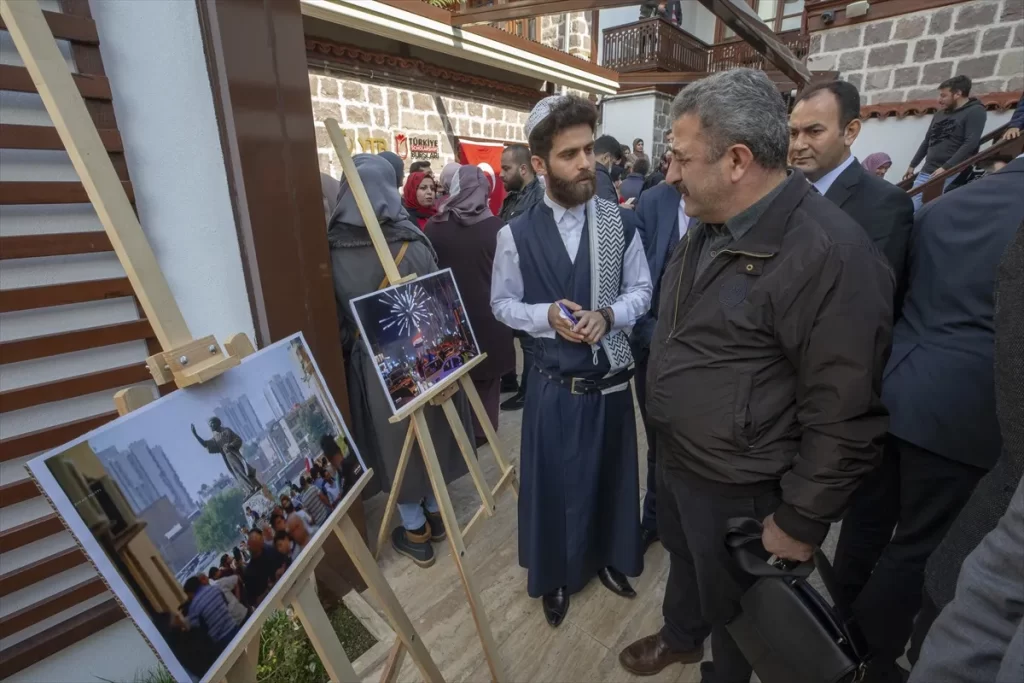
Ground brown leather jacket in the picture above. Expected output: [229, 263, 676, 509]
[647, 172, 894, 545]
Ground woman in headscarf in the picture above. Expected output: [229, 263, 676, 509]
[434, 162, 461, 209]
[327, 154, 474, 569]
[862, 152, 893, 179]
[401, 171, 437, 229]
[424, 166, 515, 444]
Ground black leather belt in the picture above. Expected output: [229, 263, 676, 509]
[535, 365, 634, 395]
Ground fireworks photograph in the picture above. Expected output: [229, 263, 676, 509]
[350, 269, 481, 414]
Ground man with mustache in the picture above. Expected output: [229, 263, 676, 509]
[619, 69, 893, 682]
[491, 94, 653, 627]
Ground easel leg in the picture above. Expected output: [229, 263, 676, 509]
[335, 515, 445, 683]
[458, 376, 519, 498]
[412, 412, 507, 683]
[288, 575, 360, 683]
[375, 422, 417, 559]
[440, 399, 496, 517]
[223, 635, 259, 683]
[379, 639, 408, 683]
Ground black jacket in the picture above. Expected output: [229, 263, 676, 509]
[499, 176, 545, 223]
[648, 171, 894, 546]
[595, 164, 619, 204]
[823, 158, 914, 298]
[911, 98, 987, 174]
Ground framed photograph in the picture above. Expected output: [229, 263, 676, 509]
[27, 333, 365, 683]
[349, 269, 481, 415]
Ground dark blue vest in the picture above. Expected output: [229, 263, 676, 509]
[509, 201, 621, 380]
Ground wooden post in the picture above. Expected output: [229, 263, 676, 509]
[374, 422, 417, 559]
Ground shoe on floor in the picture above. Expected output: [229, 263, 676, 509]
[598, 566, 637, 598]
[619, 633, 703, 676]
[424, 508, 446, 542]
[542, 586, 569, 627]
[391, 525, 435, 568]
[500, 376, 519, 393]
[699, 661, 714, 682]
[500, 392, 526, 411]
[640, 526, 660, 552]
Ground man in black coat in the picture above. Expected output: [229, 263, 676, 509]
[790, 80, 914, 296]
[833, 156, 1024, 682]
[594, 134, 623, 204]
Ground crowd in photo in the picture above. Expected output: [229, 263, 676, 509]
[317, 64, 1024, 683]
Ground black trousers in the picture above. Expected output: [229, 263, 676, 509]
[633, 345, 657, 531]
[504, 334, 534, 394]
[833, 435, 984, 680]
[658, 463, 782, 683]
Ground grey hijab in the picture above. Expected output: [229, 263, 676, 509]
[428, 165, 493, 226]
[326, 154, 434, 259]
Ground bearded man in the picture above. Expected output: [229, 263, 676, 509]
[491, 95, 653, 627]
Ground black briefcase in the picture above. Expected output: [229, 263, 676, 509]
[724, 518, 868, 683]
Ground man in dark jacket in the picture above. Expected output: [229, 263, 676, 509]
[497, 143, 546, 407]
[631, 180, 691, 551]
[619, 156, 649, 203]
[619, 68, 893, 683]
[789, 80, 914, 297]
[594, 134, 624, 203]
[834, 155, 1024, 683]
[904, 75, 987, 209]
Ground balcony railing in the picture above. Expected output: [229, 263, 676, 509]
[602, 18, 808, 76]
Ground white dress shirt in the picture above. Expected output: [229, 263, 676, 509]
[491, 193, 652, 340]
[812, 153, 856, 197]
[677, 196, 690, 238]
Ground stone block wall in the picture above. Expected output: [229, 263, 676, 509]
[309, 69, 531, 178]
[541, 12, 592, 61]
[807, 0, 1023, 105]
[652, 93, 674, 160]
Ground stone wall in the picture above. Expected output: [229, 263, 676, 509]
[652, 93, 673, 160]
[541, 12, 592, 61]
[309, 69, 531, 177]
[807, 0, 1023, 104]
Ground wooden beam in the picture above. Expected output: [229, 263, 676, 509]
[0, 598, 123, 677]
[0, 478, 40, 507]
[0, 363, 152, 413]
[0, 577, 107, 639]
[0, 514, 65, 553]
[0, 231, 114, 260]
[0, 277, 133, 313]
[696, 0, 811, 87]
[0, 411, 118, 463]
[0, 547, 87, 598]
[1, 0, 193, 351]
[0, 9, 98, 44]
[0, 319, 154, 364]
[0, 123, 122, 152]
[0, 63, 111, 100]
[0, 180, 134, 205]
[451, 0, 636, 26]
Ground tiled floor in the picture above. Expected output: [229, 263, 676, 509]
[358, 384, 709, 683]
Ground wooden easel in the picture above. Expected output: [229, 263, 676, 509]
[1, 2, 444, 681]
[324, 118, 519, 683]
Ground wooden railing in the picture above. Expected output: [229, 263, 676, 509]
[602, 19, 808, 76]
[709, 30, 809, 72]
[899, 122, 1023, 206]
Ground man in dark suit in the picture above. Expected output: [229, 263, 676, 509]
[790, 80, 914, 292]
[833, 155, 1024, 682]
[630, 180, 690, 551]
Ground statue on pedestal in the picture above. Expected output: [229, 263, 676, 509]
[191, 417, 262, 497]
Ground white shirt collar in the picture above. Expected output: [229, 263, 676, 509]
[812, 153, 856, 197]
[544, 192, 585, 227]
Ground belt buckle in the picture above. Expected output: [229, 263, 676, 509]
[570, 377, 584, 395]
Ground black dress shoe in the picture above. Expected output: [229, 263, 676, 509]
[542, 587, 569, 627]
[598, 567, 636, 598]
[640, 527, 660, 552]
[500, 392, 526, 411]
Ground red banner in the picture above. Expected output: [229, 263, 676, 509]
[458, 140, 506, 217]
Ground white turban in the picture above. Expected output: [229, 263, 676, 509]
[524, 95, 568, 139]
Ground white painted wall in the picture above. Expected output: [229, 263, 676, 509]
[600, 92, 657, 152]
[1, 1, 253, 680]
[679, 3, 717, 44]
[597, 5, 641, 65]
[853, 110, 1013, 183]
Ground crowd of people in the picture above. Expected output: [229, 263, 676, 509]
[318, 65, 1023, 683]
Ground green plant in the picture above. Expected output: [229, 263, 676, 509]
[256, 604, 377, 683]
[98, 665, 174, 683]
[193, 487, 247, 554]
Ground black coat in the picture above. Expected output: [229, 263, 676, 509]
[883, 157, 1024, 471]
[424, 215, 515, 380]
[823, 158, 914, 291]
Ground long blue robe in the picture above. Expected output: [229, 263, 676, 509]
[510, 202, 642, 598]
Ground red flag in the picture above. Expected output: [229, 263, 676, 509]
[458, 140, 506, 217]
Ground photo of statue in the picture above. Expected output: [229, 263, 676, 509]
[191, 417, 261, 496]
